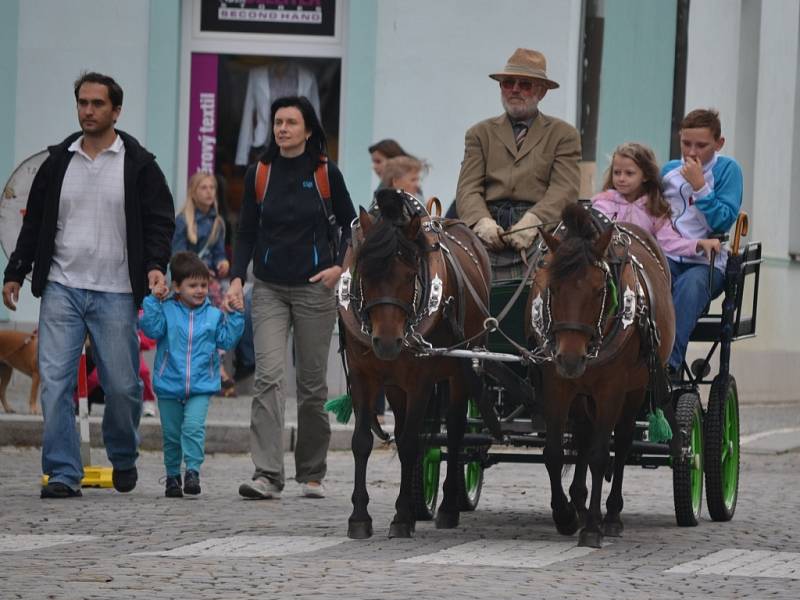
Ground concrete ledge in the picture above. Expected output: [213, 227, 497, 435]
[0, 415, 361, 453]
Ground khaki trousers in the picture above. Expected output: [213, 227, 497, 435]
[249, 280, 335, 488]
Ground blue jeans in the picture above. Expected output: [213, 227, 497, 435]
[157, 395, 210, 475]
[39, 282, 142, 490]
[668, 259, 725, 370]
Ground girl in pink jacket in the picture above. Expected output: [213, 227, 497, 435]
[592, 142, 719, 260]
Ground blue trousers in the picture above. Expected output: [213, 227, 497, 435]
[158, 395, 210, 475]
[38, 282, 142, 491]
[668, 259, 725, 370]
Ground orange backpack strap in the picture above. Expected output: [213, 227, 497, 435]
[313, 157, 331, 201]
[255, 161, 271, 205]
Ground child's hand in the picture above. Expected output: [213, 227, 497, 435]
[696, 238, 721, 260]
[227, 293, 244, 312]
[152, 282, 170, 300]
[216, 260, 230, 278]
[680, 157, 705, 192]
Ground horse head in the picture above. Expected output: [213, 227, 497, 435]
[538, 205, 613, 378]
[355, 194, 425, 361]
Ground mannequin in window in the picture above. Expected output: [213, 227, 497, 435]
[235, 62, 321, 166]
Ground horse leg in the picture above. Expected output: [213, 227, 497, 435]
[347, 372, 381, 539]
[568, 400, 592, 527]
[602, 390, 643, 537]
[578, 421, 613, 548]
[436, 372, 466, 529]
[543, 378, 579, 535]
[389, 380, 432, 538]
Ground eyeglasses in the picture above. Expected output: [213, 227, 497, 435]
[499, 78, 539, 92]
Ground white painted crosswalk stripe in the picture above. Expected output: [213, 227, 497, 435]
[0, 534, 96, 553]
[666, 549, 800, 579]
[400, 539, 602, 568]
[133, 535, 348, 558]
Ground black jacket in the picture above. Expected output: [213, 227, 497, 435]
[231, 153, 355, 285]
[3, 130, 175, 307]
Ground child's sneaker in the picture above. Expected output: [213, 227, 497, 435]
[184, 469, 201, 495]
[165, 475, 183, 498]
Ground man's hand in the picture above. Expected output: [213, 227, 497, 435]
[505, 212, 542, 251]
[473, 217, 505, 250]
[148, 269, 166, 293]
[2, 282, 20, 311]
[310, 265, 343, 289]
[681, 157, 706, 192]
[696, 238, 721, 261]
[224, 278, 244, 312]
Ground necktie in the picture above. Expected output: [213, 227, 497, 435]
[514, 123, 528, 150]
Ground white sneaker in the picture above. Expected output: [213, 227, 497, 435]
[301, 481, 326, 498]
[143, 401, 156, 417]
[239, 477, 281, 499]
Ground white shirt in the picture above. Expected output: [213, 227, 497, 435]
[49, 134, 132, 293]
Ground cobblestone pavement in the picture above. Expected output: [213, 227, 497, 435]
[1, 442, 799, 599]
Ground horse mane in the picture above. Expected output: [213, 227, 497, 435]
[548, 204, 604, 285]
[358, 218, 426, 282]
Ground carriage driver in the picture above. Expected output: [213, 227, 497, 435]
[456, 48, 581, 280]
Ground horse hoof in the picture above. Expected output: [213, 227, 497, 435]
[435, 510, 460, 529]
[578, 528, 603, 548]
[553, 506, 580, 536]
[388, 521, 415, 538]
[347, 520, 373, 539]
[602, 519, 623, 537]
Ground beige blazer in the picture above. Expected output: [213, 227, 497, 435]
[455, 112, 581, 227]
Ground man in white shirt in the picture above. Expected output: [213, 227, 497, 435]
[2, 72, 175, 498]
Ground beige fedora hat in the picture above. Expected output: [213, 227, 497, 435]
[489, 48, 559, 89]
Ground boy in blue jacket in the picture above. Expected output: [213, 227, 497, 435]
[661, 108, 743, 373]
[141, 251, 244, 497]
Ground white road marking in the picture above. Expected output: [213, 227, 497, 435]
[0, 534, 96, 553]
[740, 427, 800, 445]
[133, 535, 348, 558]
[666, 549, 800, 579]
[400, 539, 603, 568]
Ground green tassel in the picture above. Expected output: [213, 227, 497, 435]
[648, 408, 673, 443]
[606, 278, 619, 317]
[324, 394, 352, 424]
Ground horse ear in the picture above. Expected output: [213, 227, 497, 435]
[541, 229, 560, 253]
[359, 207, 374, 233]
[593, 228, 613, 256]
[405, 214, 421, 240]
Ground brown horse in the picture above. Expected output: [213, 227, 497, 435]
[527, 204, 675, 548]
[338, 189, 491, 539]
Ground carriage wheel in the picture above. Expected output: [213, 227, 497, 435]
[673, 391, 704, 527]
[705, 374, 740, 522]
[411, 446, 440, 520]
[458, 397, 484, 511]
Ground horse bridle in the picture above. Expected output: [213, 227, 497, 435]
[532, 258, 613, 362]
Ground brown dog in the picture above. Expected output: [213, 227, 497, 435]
[0, 329, 39, 414]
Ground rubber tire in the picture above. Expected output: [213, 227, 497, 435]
[673, 391, 704, 527]
[705, 374, 739, 522]
[411, 446, 440, 521]
[457, 454, 484, 511]
[458, 397, 484, 511]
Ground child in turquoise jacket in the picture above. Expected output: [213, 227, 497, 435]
[140, 251, 244, 497]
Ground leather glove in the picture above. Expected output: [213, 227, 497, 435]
[473, 217, 505, 250]
[506, 211, 542, 251]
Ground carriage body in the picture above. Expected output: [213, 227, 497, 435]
[418, 220, 762, 528]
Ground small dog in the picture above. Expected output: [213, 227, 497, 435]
[0, 329, 40, 414]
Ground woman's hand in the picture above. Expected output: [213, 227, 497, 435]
[696, 238, 721, 260]
[216, 260, 230, 278]
[309, 265, 343, 289]
[224, 278, 244, 311]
